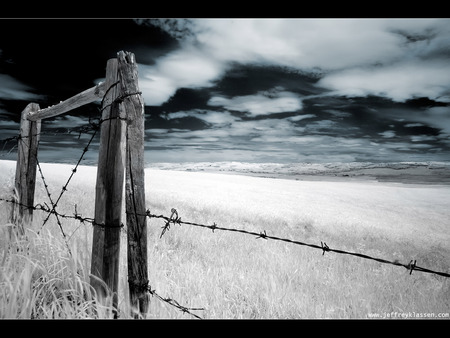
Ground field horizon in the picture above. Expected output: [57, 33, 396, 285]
[1, 159, 449, 319]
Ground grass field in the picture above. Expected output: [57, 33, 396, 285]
[1, 159, 449, 319]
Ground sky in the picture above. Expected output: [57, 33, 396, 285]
[1, 18, 450, 165]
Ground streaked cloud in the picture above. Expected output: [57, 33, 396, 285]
[317, 59, 450, 102]
[163, 109, 239, 125]
[404, 123, 425, 128]
[379, 130, 396, 138]
[0, 74, 42, 101]
[207, 90, 302, 116]
[138, 46, 225, 105]
[2, 19, 450, 165]
[138, 18, 450, 105]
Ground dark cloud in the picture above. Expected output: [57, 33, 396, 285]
[1, 19, 450, 165]
[211, 63, 323, 97]
[0, 19, 177, 104]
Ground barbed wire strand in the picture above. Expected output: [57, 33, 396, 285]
[10, 131, 72, 255]
[0, 195, 200, 318]
[4, 196, 450, 320]
[3, 195, 448, 280]
[148, 287, 204, 319]
[3, 81, 447, 319]
[0, 198, 125, 232]
[35, 157, 72, 256]
[127, 278, 204, 319]
[0, 83, 205, 319]
[144, 208, 450, 279]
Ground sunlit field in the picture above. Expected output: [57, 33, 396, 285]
[1, 160, 449, 319]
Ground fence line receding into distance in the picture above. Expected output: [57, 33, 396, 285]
[1, 51, 449, 320]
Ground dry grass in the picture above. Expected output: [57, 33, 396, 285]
[1, 160, 449, 319]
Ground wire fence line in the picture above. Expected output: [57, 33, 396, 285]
[127, 278, 204, 319]
[0, 116, 102, 157]
[7, 186, 447, 282]
[0, 98, 201, 320]
[143, 208, 450, 279]
[3, 190, 450, 319]
[4, 193, 450, 318]
[1, 90, 449, 319]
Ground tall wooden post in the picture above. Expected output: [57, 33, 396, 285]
[90, 58, 126, 317]
[118, 51, 149, 317]
[13, 103, 41, 236]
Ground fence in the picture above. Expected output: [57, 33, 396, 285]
[2, 194, 450, 318]
[3, 51, 149, 318]
[1, 51, 449, 320]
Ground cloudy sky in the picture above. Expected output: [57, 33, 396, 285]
[1, 18, 450, 164]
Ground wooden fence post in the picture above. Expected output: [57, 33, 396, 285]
[117, 51, 149, 318]
[13, 103, 41, 236]
[90, 58, 126, 317]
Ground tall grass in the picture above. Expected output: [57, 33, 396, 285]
[0, 223, 120, 319]
[1, 161, 449, 318]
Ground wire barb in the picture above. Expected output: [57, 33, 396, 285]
[321, 241, 330, 255]
[160, 208, 180, 238]
[256, 230, 268, 240]
[408, 259, 417, 275]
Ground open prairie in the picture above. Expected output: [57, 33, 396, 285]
[1, 159, 449, 319]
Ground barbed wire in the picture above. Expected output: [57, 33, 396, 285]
[4, 194, 450, 319]
[128, 278, 204, 319]
[0, 197, 201, 319]
[0, 198, 125, 232]
[148, 286, 204, 319]
[0, 82, 204, 319]
[0, 118, 101, 158]
[38, 125, 98, 230]
[4, 193, 449, 280]
[4, 81, 449, 319]
[144, 208, 450, 279]
[0, 80, 131, 253]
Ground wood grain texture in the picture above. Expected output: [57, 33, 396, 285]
[14, 103, 41, 236]
[117, 51, 149, 317]
[90, 59, 126, 315]
[27, 82, 105, 121]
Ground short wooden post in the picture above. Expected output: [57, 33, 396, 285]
[90, 58, 126, 317]
[118, 51, 149, 317]
[13, 103, 41, 236]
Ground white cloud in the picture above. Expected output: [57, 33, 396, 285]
[379, 130, 396, 138]
[208, 90, 302, 116]
[139, 18, 450, 106]
[287, 114, 316, 122]
[145, 128, 171, 135]
[404, 123, 425, 128]
[182, 19, 411, 70]
[147, 19, 450, 70]
[410, 135, 437, 142]
[164, 109, 239, 125]
[0, 74, 42, 101]
[138, 46, 225, 105]
[317, 59, 450, 102]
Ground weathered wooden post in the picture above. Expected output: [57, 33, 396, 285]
[90, 58, 126, 317]
[13, 103, 41, 236]
[117, 51, 149, 318]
